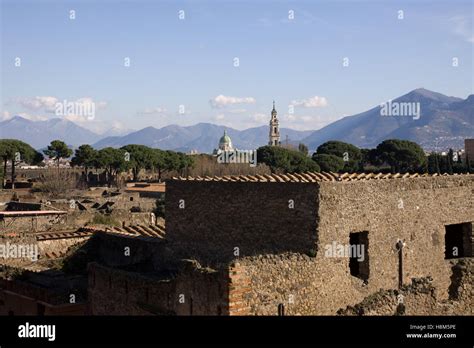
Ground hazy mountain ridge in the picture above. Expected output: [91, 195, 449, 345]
[93, 123, 313, 153]
[1, 88, 472, 152]
[0, 116, 100, 148]
[302, 88, 473, 151]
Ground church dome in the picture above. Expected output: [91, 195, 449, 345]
[219, 130, 232, 146]
[217, 130, 234, 152]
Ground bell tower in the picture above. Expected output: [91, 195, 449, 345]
[268, 101, 280, 146]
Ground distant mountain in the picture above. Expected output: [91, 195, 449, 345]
[94, 123, 313, 153]
[0, 116, 101, 148]
[100, 126, 134, 138]
[302, 88, 473, 151]
[2, 88, 471, 153]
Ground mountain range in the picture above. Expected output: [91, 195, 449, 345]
[1, 88, 472, 152]
[302, 88, 473, 151]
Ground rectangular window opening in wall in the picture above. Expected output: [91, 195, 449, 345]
[445, 222, 473, 259]
[349, 231, 369, 282]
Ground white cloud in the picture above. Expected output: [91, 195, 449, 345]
[63, 114, 88, 123]
[215, 114, 225, 121]
[18, 96, 58, 112]
[12, 96, 107, 119]
[210, 95, 256, 108]
[137, 107, 167, 115]
[291, 96, 328, 108]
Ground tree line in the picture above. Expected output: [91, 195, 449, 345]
[0, 140, 194, 188]
[0, 138, 472, 189]
[257, 139, 473, 174]
[71, 144, 194, 185]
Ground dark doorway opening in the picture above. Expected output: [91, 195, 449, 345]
[349, 231, 369, 282]
[445, 222, 472, 259]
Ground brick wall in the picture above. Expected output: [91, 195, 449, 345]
[228, 262, 250, 315]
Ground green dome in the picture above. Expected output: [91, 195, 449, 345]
[219, 130, 232, 145]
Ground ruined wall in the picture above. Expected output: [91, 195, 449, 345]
[90, 232, 170, 271]
[109, 211, 156, 226]
[0, 214, 67, 234]
[0, 271, 89, 316]
[337, 258, 474, 316]
[236, 175, 473, 315]
[236, 253, 340, 315]
[37, 236, 90, 259]
[0, 234, 38, 268]
[88, 261, 229, 315]
[316, 175, 473, 306]
[169, 176, 473, 315]
[166, 181, 319, 266]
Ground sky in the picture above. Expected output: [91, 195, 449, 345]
[1, 0, 473, 134]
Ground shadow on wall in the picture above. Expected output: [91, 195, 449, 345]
[165, 182, 321, 267]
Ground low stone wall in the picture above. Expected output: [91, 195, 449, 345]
[88, 260, 228, 315]
[1, 214, 68, 234]
[37, 236, 90, 259]
[337, 258, 473, 316]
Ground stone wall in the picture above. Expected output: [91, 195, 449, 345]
[1, 214, 67, 234]
[88, 232, 170, 271]
[0, 234, 38, 267]
[88, 260, 228, 315]
[337, 258, 473, 316]
[37, 236, 90, 259]
[166, 181, 319, 266]
[315, 175, 473, 309]
[0, 266, 89, 315]
[165, 175, 473, 315]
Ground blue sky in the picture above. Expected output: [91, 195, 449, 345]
[1, 0, 472, 134]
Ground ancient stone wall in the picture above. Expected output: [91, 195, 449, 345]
[337, 258, 473, 316]
[166, 181, 319, 266]
[88, 261, 228, 315]
[37, 236, 89, 259]
[315, 175, 473, 308]
[1, 214, 68, 234]
[90, 232, 170, 271]
[235, 175, 473, 315]
[166, 175, 473, 315]
[0, 266, 89, 315]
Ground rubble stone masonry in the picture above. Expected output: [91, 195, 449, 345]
[166, 175, 473, 315]
[166, 181, 319, 266]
